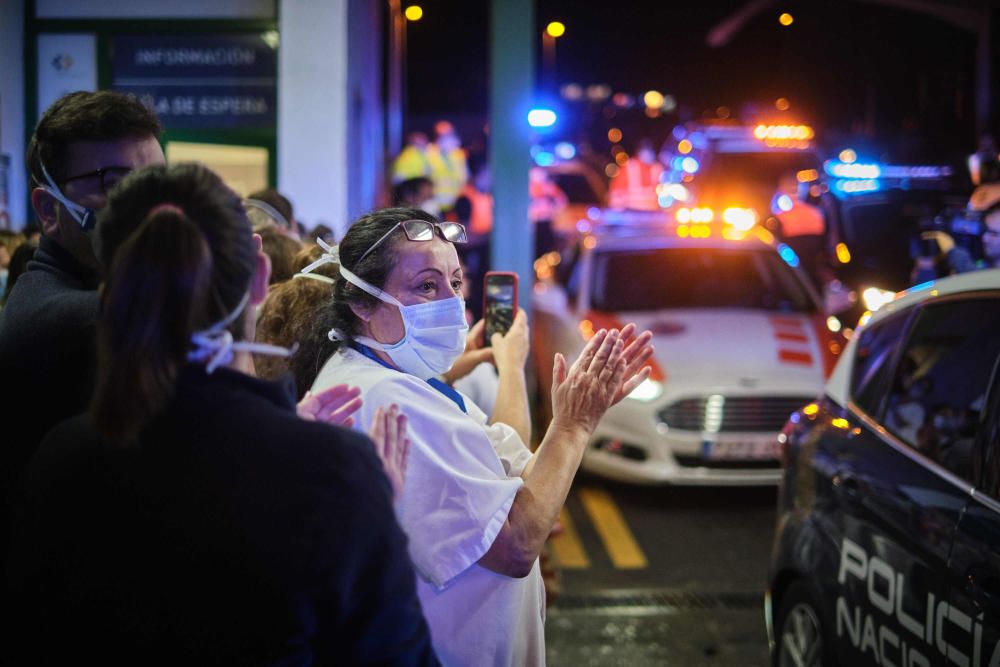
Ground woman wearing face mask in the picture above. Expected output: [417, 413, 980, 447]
[310, 207, 654, 666]
[6, 167, 437, 666]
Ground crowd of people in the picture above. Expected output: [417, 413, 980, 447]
[0, 90, 654, 665]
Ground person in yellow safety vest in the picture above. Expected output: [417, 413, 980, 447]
[427, 120, 469, 213]
[608, 139, 663, 210]
[391, 132, 432, 183]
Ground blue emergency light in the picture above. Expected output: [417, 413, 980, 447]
[528, 108, 557, 128]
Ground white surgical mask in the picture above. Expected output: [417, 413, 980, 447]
[337, 266, 468, 380]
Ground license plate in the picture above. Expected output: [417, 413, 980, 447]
[702, 438, 781, 460]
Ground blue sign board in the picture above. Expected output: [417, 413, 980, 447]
[112, 34, 277, 130]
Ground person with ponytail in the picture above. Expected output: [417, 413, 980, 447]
[308, 207, 655, 666]
[5, 165, 437, 666]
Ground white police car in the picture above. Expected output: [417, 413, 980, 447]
[767, 268, 1000, 666]
[533, 216, 840, 485]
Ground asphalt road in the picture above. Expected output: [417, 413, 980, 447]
[545, 473, 779, 666]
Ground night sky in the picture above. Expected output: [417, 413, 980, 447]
[405, 0, 983, 162]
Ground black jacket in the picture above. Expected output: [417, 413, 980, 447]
[0, 235, 100, 571]
[0, 235, 100, 486]
[5, 365, 438, 667]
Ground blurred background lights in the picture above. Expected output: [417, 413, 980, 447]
[779, 12, 794, 26]
[586, 84, 611, 101]
[775, 97, 790, 111]
[607, 127, 622, 143]
[643, 90, 665, 109]
[681, 156, 699, 173]
[404, 5, 423, 21]
[546, 21, 566, 38]
[527, 108, 557, 127]
[554, 142, 576, 159]
[560, 83, 583, 100]
[839, 148, 857, 163]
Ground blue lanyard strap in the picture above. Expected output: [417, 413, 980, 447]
[353, 343, 467, 414]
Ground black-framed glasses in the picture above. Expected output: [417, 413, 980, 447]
[356, 219, 467, 266]
[59, 166, 134, 193]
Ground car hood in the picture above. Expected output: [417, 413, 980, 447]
[613, 308, 826, 389]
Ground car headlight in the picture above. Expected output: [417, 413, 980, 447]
[627, 378, 663, 402]
[861, 286, 895, 312]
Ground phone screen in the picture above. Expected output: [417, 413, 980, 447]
[485, 275, 516, 339]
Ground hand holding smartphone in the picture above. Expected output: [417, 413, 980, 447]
[483, 272, 519, 340]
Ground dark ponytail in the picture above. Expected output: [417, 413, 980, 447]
[89, 163, 255, 443]
[90, 210, 213, 442]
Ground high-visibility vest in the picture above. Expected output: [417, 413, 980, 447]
[609, 159, 663, 210]
[426, 145, 469, 209]
[391, 145, 432, 183]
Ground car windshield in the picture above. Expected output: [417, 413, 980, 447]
[695, 151, 820, 212]
[590, 246, 814, 312]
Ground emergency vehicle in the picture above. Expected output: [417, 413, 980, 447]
[767, 269, 1000, 666]
[656, 121, 823, 223]
[532, 215, 840, 485]
[815, 155, 969, 333]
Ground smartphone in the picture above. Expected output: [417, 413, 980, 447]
[483, 272, 518, 340]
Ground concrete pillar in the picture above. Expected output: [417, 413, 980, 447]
[278, 0, 349, 234]
[490, 0, 534, 310]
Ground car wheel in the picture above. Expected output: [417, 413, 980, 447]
[775, 580, 831, 667]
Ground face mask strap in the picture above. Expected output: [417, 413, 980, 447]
[39, 161, 92, 229]
[339, 265, 404, 308]
[188, 291, 295, 373]
[299, 237, 340, 276]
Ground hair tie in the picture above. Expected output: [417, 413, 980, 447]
[148, 203, 185, 217]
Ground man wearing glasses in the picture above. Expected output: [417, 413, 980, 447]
[0, 91, 164, 552]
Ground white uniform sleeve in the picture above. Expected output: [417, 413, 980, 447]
[358, 373, 523, 590]
[461, 390, 533, 478]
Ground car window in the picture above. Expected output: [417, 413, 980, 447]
[695, 151, 820, 213]
[589, 247, 814, 312]
[975, 358, 1000, 499]
[850, 311, 911, 416]
[882, 298, 1000, 483]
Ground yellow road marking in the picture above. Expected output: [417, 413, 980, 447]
[577, 487, 648, 569]
[549, 507, 591, 569]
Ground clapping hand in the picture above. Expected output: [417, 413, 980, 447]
[297, 384, 363, 427]
[550, 324, 653, 434]
[369, 404, 410, 500]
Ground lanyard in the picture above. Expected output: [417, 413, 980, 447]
[353, 343, 467, 414]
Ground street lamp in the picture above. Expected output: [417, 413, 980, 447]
[542, 21, 565, 93]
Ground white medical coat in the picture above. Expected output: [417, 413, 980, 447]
[312, 346, 545, 667]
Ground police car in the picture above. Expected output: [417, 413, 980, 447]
[766, 268, 1000, 666]
[532, 215, 840, 485]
